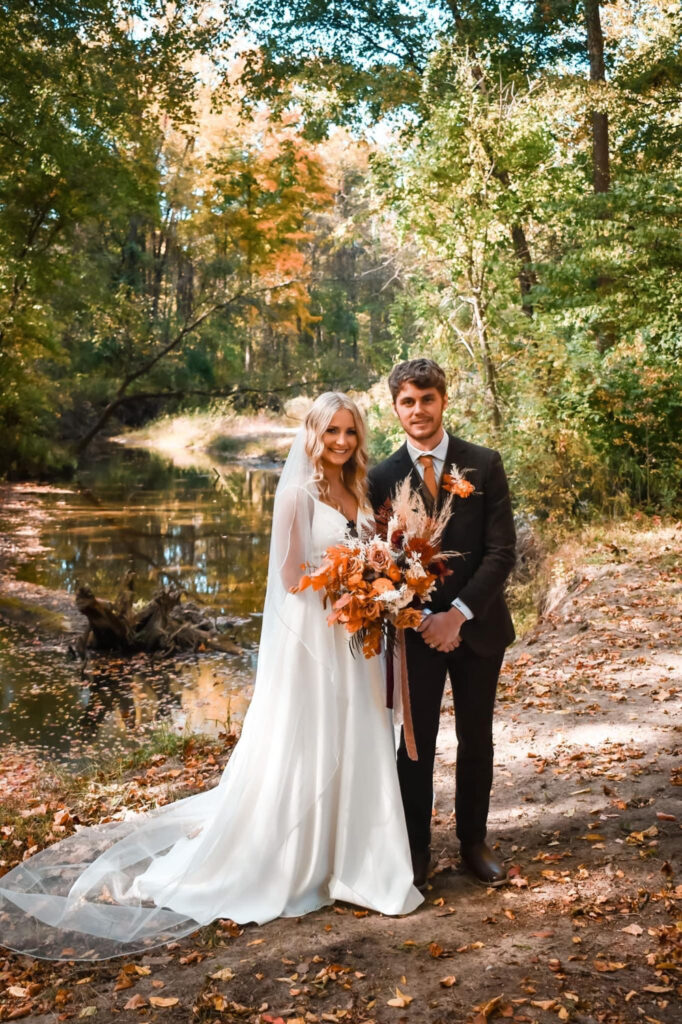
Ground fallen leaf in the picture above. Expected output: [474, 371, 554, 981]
[593, 960, 627, 972]
[429, 942, 444, 958]
[478, 994, 503, 1019]
[387, 987, 413, 1008]
[642, 985, 673, 994]
[123, 994, 147, 1010]
[149, 996, 179, 1007]
[655, 812, 676, 822]
[210, 967, 234, 981]
[621, 924, 644, 936]
[439, 976, 457, 988]
[78, 1008, 97, 1018]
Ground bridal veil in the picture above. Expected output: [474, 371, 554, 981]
[0, 431, 346, 960]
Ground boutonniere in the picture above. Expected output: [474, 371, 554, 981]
[442, 463, 475, 498]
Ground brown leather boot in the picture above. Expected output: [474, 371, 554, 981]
[410, 846, 431, 890]
[460, 842, 507, 886]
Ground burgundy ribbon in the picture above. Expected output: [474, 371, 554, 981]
[386, 628, 418, 761]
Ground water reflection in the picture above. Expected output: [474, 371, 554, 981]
[0, 447, 280, 762]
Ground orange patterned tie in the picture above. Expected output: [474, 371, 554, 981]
[418, 454, 438, 500]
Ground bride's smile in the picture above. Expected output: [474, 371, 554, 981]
[321, 409, 358, 468]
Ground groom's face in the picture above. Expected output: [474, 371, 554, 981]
[393, 382, 447, 447]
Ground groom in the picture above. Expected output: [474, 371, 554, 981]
[368, 358, 516, 889]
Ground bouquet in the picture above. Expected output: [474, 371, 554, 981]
[296, 479, 457, 658]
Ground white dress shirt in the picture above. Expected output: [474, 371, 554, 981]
[407, 431, 474, 622]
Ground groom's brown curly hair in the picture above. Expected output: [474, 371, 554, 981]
[388, 358, 447, 402]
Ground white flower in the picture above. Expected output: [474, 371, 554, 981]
[374, 584, 414, 609]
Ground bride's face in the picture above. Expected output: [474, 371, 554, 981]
[320, 409, 358, 472]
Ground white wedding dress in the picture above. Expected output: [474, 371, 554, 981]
[0, 433, 422, 960]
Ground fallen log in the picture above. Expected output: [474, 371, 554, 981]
[74, 572, 241, 657]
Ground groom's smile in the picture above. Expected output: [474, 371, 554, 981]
[393, 382, 447, 450]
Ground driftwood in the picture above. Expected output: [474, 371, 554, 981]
[74, 571, 241, 657]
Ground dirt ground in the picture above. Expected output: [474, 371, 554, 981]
[0, 504, 680, 1024]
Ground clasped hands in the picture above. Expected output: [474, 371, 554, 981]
[416, 606, 465, 653]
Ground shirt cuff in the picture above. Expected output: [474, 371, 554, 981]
[451, 597, 474, 620]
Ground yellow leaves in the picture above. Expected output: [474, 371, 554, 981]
[149, 995, 179, 1007]
[387, 987, 413, 1008]
[626, 825, 659, 844]
[209, 966, 235, 981]
[114, 963, 152, 992]
[472, 994, 503, 1022]
[593, 959, 627, 972]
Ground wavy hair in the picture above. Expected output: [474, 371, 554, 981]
[304, 392, 370, 513]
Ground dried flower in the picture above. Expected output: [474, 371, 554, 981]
[441, 463, 475, 498]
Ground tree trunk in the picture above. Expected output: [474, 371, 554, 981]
[470, 294, 502, 430]
[584, 0, 610, 193]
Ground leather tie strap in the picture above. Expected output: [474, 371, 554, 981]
[385, 628, 418, 761]
[418, 454, 438, 500]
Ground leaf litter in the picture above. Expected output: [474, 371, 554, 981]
[1, 515, 680, 1022]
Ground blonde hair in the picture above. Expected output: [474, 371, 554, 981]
[304, 392, 370, 513]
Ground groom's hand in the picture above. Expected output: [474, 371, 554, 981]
[417, 607, 465, 653]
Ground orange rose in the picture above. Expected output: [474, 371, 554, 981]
[395, 608, 423, 630]
[442, 473, 474, 498]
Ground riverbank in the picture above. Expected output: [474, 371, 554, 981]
[1, 517, 679, 1024]
[112, 407, 303, 471]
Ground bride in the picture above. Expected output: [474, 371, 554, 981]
[0, 392, 423, 960]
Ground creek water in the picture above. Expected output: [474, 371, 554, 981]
[0, 446, 284, 764]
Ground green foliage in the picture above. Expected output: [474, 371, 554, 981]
[1, 0, 679, 519]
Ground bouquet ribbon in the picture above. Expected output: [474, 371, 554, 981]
[386, 628, 418, 761]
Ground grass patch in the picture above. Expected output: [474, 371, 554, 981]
[0, 726, 228, 870]
[0, 594, 64, 631]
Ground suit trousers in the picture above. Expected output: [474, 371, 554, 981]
[397, 637, 504, 851]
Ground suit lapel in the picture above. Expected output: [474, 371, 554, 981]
[436, 433, 476, 513]
[435, 433, 458, 513]
[391, 442, 436, 513]
[389, 434, 475, 513]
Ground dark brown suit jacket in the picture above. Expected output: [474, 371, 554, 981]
[368, 433, 516, 656]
